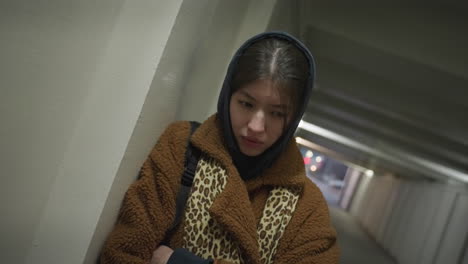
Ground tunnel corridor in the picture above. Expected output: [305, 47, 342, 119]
[297, 139, 468, 264]
[1, 1, 467, 263]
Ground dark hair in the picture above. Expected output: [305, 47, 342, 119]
[231, 37, 309, 121]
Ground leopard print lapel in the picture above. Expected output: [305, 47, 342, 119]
[182, 155, 300, 264]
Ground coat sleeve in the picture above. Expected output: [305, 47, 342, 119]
[274, 182, 340, 264]
[100, 121, 191, 264]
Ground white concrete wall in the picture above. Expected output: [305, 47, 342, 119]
[176, 0, 250, 121]
[0, 0, 183, 263]
[348, 173, 468, 264]
[462, 244, 468, 264]
[349, 171, 372, 216]
[339, 168, 361, 210]
[267, 0, 300, 37]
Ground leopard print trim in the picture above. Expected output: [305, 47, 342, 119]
[182, 155, 243, 263]
[182, 155, 301, 264]
[257, 187, 300, 264]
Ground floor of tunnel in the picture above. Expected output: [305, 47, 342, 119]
[329, 207, 397, 264]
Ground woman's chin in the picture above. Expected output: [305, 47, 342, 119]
[239, 147, 264, 157]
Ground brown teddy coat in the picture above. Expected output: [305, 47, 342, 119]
[100, 115, 339, 264]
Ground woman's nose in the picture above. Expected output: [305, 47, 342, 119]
[248, 111, 265, 133]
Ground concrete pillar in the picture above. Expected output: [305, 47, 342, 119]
[0, 1, 183, 263]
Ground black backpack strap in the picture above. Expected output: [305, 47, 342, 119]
[181, 122, 201, 186]
[161, 121, 201, 245]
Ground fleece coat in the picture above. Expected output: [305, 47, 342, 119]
[100, 115, 339, 264]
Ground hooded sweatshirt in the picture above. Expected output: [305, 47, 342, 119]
[217, 31, 315, 181]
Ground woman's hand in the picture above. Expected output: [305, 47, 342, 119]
[151, 245, 174, 264]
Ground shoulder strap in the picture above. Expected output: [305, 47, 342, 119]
[161, 121, 201, 245]
[181, 121, 201, 186]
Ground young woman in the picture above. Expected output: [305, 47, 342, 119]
[100, 32, 339, 264]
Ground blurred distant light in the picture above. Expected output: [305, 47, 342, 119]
[298, 119, 468, 183]
[310, 165, 317, 172]
[365, 170, 374, 177]
[303, 157, 311, 165]
[306, 150, 313, 158]
[315, 156, 322, 163]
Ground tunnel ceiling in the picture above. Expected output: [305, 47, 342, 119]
[296, 3, 468, 183]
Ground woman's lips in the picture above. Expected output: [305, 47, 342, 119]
[241, 136, 264, 148]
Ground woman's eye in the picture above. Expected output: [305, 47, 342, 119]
[272, 111, 285, 118]
[239, 100, 253, 108]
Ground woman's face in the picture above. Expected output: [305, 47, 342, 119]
[230, 79, 292, 156]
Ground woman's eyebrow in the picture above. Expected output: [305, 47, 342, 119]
[239, 91, 257, 102]
[239, 91, 287, 109]
[271, 104, 287, 109]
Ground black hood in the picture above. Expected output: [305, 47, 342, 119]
[217, 31, 316, 181]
